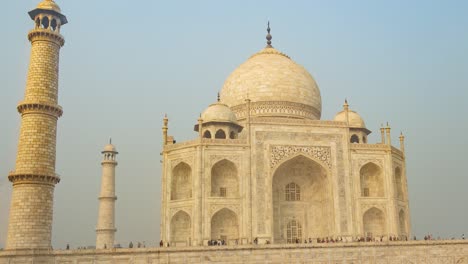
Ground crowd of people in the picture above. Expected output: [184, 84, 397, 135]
[66, 233, 466, 250]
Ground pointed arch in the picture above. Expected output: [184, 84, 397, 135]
[272, 155, 331, 243]
[171, 162, 192, 200]
[360, 162, 384, 197]
[399, 209, 407, 237]
[41, 16, 49, 29]
[363, 207, 386, 237]
[210, 208, 238, 242]
[203, 130, 212, 139]
[351, 134, 360, 143]
[170, 210, 191, 245]
[211, 159, 238, 197]
[395, 167, 404, 200]
[215, 129, 226, 139]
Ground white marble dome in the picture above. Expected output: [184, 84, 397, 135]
[220, 46, 322, 120]
[201, 101, 238, 124]
[334, 110, 366, 128]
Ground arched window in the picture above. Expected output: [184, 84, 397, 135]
[215, 129, 226, 139]
[285, 182, 300, 201]
[351, 134, 360, 143]
[229, 131, 236, 139]
[51, 19, 57, 31]
[286, 220, 302, 243]
[203, 130, 211, 139]
[41, 16, 49, 29]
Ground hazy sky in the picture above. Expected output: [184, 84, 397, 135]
[1, 0, 467, 249]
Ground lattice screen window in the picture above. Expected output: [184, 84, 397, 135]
[285, 182, 300, 201]
[220, 187, 227, 197]
[286, 220, 302, 243]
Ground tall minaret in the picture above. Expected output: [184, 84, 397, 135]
[96, 141, 118, 249]
[5, 0, 67, 250]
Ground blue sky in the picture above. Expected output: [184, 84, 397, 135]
[1, 0, 467, 248]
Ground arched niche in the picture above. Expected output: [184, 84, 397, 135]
[215, 129, 226, 139]
[272, 155, 331, 243]
[229, 131, 236, 139]
[210, 208, 238, 242]
[203, 130, 212, 139]
[171, 162, 192, 200]
[395, 167, 404, 200]
[211, 159, 238, 198]
[363, 207, 386, 237]
[399, 209, 407, 237]
[360, 162, 384, 197]
[170, 211, 191, 245]
[351, 134, 360, 143]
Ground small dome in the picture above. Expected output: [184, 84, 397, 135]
[37, 0, 61, 13]
[220, 46, 322, 120]
[103, 144, 117, 152]
[201, 102, 238, 124]
[334, 110, 366, 128]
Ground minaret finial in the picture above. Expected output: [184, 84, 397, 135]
[266, 21, 272, 48]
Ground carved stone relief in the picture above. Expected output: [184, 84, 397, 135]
[270, 145, 332, 169]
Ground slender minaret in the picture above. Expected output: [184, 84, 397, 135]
[96, 141, 118, 249]
[5, 0, 67, 250]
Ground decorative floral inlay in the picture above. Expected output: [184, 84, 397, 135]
[270, 145, 331, 169]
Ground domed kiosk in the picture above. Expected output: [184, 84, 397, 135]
[194, 97, 243, 139]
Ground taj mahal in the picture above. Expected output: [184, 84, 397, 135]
[1, 1, 467, 263]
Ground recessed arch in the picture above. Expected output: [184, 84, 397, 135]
[210, 208, 238, 242]
[170, 210, 191, 245]
[272, 155, 331, 243]
[399, 209, 407, 237]
[215, 129, 226, 139]
[395, 167, 404, 200]
[229, 131, 236, 139]
[171, 162, 192, 200]
[363, 207, 386, 237]
[360, 162, 384, 197]
[351, 134, 360, 143]
[211, 159, 238, 197]
[203, 130, 212, 139]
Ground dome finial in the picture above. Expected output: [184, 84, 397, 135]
[109, 137, 112, 144]
[266, 21, 273, 48]
[217, 92, 220, 102]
